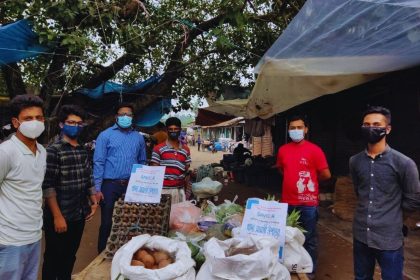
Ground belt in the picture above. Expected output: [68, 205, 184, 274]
[163, 186, 184, 189]
[103, 179, 129, 185]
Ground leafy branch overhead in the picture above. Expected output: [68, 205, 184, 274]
[0, 0, 304, 112]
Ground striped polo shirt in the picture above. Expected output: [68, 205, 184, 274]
[151, 141, 191, 188]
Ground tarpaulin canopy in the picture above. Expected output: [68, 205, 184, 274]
[195, 108, 235, 126]
[247, 0, 420, 119]
[76, 75, 161, 99]
[0, 20, 48, 65]
[135, 98, 171, 127]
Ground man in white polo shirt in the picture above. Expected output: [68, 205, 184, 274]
[0, 94, 46, 279]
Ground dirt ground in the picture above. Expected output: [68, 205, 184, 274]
[38, 147, 419, 279]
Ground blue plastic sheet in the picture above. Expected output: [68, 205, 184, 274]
[76, 75, 161, 99]
[0, 20, 48, 65]
[135, 98, 171, 127]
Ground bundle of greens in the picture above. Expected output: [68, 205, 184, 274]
[286, 209, 306, 233]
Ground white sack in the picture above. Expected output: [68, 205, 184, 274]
[111, 234, 196, 280]
[196, 236, 290, 280]
[283, 226, 313, 273]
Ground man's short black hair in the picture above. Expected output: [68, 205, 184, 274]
[287, 114, 308, 127]
[165, 117, 181, 128]
[10, 94, 44, 118]
[58, 105, 86, 123]
[115, 102, 134, 115]
[362, 106, 391, 124]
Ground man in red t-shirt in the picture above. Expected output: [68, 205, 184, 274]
[151, 117, 191, 204]
[276, 115, 331, 277]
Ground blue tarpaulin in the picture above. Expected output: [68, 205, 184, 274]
[0, 20, 48, 65]
[76, 75, 162, 99]
[135, 98, 171, 127]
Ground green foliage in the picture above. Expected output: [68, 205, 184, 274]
[0, 0, 305, 109]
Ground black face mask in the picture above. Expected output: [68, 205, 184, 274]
[361, 126, 387, 144]
[168, 131, 180, 140]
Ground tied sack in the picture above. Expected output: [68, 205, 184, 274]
[196, 236, 290, 280]
[111, 234, 195, 280]
[283, 226, 313, 273]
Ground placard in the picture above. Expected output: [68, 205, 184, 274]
[240, 198, 288, 262]
[124, 164, 166, 203]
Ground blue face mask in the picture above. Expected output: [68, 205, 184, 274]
[288, 129, 305, 142]
[117, 116, 133, 128]
[62, 124, 83, 139]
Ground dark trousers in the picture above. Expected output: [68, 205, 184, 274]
[288, 205, 318, 273]
[42, 218, 85, 280]
[353, 238, 404, 280]
[97, 180, 127, 253]
[197, 143, 201, 151]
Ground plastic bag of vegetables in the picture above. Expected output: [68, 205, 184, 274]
[284, 226, 313, 273]
[170, 231, 207, 270]
[192, 177, 223, 198]
[170, 200, 201, 234]
[215, 196, 244, 223]
[111, 234, 195, 280]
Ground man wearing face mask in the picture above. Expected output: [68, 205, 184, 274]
[42, 105, 98, 280]
[0, 94, 46, 279]
[94, 103, 146, 253]
[276, 115, 331, 278]
[151, 117, 191, 204]
[350, 106, 420, 280]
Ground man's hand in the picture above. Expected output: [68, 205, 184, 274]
[95, 191, 104, 202]
[54, 215, 67, 233]
[86, 204, 98, 222]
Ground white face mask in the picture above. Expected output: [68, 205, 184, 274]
[288, 129, 305, 142]
[18, 120, 45, 139]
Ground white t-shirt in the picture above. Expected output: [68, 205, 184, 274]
[0, 135, 46, 246]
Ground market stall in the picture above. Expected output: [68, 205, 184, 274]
[73, 165, 311, 280]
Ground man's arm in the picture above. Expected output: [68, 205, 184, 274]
[318, 168, 331, 181]
[349, 156, 359, 197]
[43, 147, 67, 233]
[138, 135, 147, 165]
[401, 159, 420, 211]
[93, 132, 108, 195]
[0, 150, 10, 186]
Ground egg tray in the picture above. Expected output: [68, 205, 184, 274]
[104, 194, 172, 259]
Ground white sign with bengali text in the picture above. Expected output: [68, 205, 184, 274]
[240, 198, 288, 262]
[124, 164, 166, 204]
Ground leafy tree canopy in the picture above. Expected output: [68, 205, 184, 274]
[0, 0, 304, 113]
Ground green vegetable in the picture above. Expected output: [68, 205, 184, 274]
[215, 203, 244, 223]
[187, 241, 200, 257]
[286, 209, 307, 233]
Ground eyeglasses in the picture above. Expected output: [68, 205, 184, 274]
[117, 113, 133, 117]
[65, 120, 86, 127]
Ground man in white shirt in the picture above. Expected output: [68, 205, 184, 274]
[0, 94, 47, 280]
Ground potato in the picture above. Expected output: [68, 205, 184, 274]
[152, 250, 170, 263]
[141, 253, 155, 269]
[152, 265, 159, 269]
[130, 260, 145, 266]
[134, 249, 149, 261]
[158, 259, 172, 269]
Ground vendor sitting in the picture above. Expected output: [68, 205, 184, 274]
[151, 117, 191, 204]
[233, 143, 251, 164]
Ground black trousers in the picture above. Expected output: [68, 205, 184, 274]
[42, 218, 85, 280]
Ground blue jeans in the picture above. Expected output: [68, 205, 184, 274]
[353, 239, 404, 280]
[288, 205, 318, 273]
[0, 240, 41, 280]
[98, 180, 127, 253]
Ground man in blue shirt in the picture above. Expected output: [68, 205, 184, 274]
[94, 103, 146, 253]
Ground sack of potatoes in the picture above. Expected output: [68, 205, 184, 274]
[111, 234, 196, 280]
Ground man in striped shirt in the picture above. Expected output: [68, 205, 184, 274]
[151, 117, 191, 204]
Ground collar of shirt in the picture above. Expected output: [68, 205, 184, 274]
[364, 145, 391, 159]
[165, 140, 184, 150]
[111, 123, 134, 132]
[11, 135, 43, 155]
[59, 138, 80, 147]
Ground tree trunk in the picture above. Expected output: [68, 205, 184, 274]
[1, 63, 26, 98]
